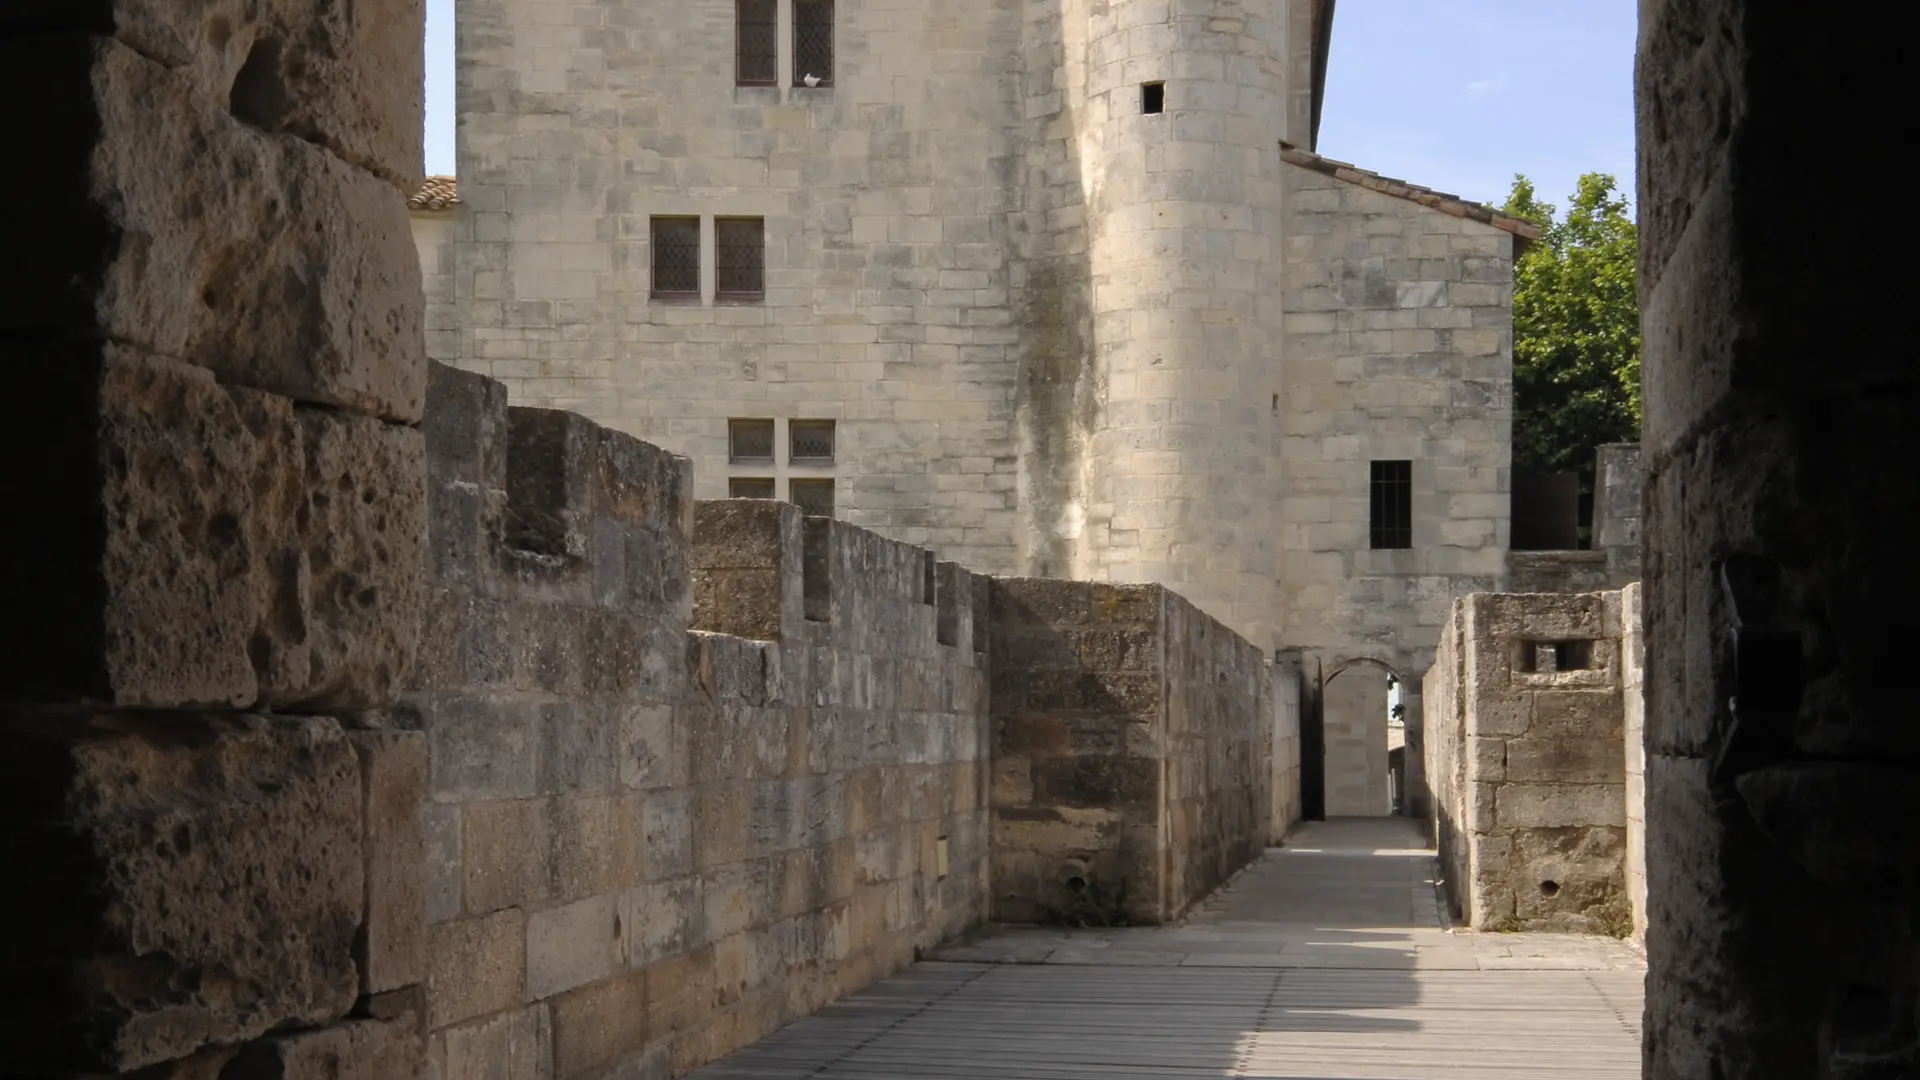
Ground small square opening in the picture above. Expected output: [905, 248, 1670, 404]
[1142, 82, 1165, 114]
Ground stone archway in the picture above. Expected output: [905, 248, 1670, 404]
[1320, 656, 1407, 817]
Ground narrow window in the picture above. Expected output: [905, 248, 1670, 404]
[729, 477, 775, 499]
[1518, 640, 1594, 674]
[1369, 460, 1413, 549]
[736, 0, 777, 86]
[790, 478, 836, 518]
[728, 418, 775, 463]
[789, 419, 835, 463]
[793, 0, 834, 87]
[1142, 82, 1165, 114]
[650, 216, 700, 300]
[715, 217, 765, 301]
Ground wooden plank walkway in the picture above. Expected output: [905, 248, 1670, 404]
[693, 819, 1646, 1079]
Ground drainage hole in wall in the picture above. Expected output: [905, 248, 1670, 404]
[1539, 880, 1560, 897]
[1067, 876, 1087, 892]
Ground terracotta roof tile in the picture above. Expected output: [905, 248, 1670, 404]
[1280, 145, 1542, 251]
[407, 175, 460, 211]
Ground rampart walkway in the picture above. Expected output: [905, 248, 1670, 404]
[692, 818, 1645, 1079]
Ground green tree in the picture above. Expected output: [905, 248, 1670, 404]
[1502, 173, 1641, 475]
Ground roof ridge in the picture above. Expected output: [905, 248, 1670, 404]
[1279, 145, 1542, 245]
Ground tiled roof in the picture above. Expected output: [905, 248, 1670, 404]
[407, 175, 460, 211]
[1280, 145, 1542, 250]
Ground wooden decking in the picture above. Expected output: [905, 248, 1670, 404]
[692, 819, 1646, 1079]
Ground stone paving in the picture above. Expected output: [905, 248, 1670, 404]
[692, 818, 1647, 1078]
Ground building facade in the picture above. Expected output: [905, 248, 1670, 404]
[412, 0, 1537, 817]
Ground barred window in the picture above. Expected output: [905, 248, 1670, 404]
[736, 0, 776, 86]
[790, 478, 835, 518]
[729, 477, 775, 500]
[789, 419, 835, 463]
[793, 0, 833, 87]
[1370, 460, 1413, 550]
[715, 217, 765, 301]
[650, 217, 700, 299]
[728, 418, 775, 463]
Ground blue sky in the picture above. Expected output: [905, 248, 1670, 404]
[423, 0, 1636, 212]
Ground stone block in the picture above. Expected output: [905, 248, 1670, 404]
[623, 878, 700, 968]
[527, 894, 623, 1000]
[275, 407, 427, 711]
[549, 971, 650, 1080]
[3, 0, 424, 186]
[1495, 782, 1626, 830]
[0, 714, 362, 1072]
[348, 731, 427, 995]
[2, 37, 426, 420]
[462, 798, 554, 914]
[427, 909, 526, 1030]
[1467, 736, 1506, 782]
[0, 345, 423, 711]
[438, 1005, 552, 1080]
[223, 1013, 424, 1080]
[1504, 736, 1627, 785]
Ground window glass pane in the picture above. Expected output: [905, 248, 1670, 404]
[794, 0, 833, 86]
[651, 217, 700, 296]
[729, 477, 775, 499]
[716, 218, 764, 298]
[729, 418, 775, 462]
[789, 420, 835, 462]
[790, 478, 835, 518]
[737, 0, 777, 84]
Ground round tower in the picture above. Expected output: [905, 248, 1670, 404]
[1073, 0, 1289, 650]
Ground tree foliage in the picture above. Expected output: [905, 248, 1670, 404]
[1502, 173, 1641, 474]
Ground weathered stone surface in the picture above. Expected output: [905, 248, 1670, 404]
[0, 342, 424, 711]
[2, 36, 425, 421]
[348, 731, 428, 995]
[0, 714, 362, 1071]
[1496, 782, 1626, 830]
[223, 1012, 425, 1080]
[274, 409, 427, 709]
[2, 0, 424, 187]
[427, 909, 526, 1030]
[437, 1005, 552, 1080]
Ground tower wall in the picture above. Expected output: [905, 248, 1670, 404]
[1072, 0, 1290, 651]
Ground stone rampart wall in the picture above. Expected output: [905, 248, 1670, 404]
[987, 580, 1271, 925]
[1423, 590, 1633, 934]
[407, 363, 989, 1078]
[1, 1, 431, 1071]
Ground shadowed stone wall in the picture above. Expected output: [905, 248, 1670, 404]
[0, 0, 431, 1071]
[987, 580, 1272, 926]
[407, 364, 990, 1078]
[1637, 3, 1918, 1074]
[1424, 591, 1631, 934]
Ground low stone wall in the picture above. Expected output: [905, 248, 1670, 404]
[1423, 590, 1632, 933]
[407, 364, 990, 1078]
[987, 580, 1271, 925]
[1271, 657, 1305, 842]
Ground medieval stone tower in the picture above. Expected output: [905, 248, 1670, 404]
[419, 0, 1533, 816]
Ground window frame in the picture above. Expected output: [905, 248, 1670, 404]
[789, 477, 836, 518]
[714, 216, 766, 303]
[735, 0, 778, 87]
[649, 216, 701, 301]
[1369, 460, 1414, 550]
[728, 418, 776, 464]
[728, 477, 776, 500]
[792, 0, 835, 88]
[788, 419, 836, 464]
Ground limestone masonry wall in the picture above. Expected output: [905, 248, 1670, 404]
[1278, 157, 1517, 817]
[1, 0, 431, 1070]
[1423, 591, 1633, 934]
[407, 363, 990, 1078]
[987, 580, 1272, 926]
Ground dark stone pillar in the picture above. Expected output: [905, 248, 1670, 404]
[1638, 1, 1918, 1075]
